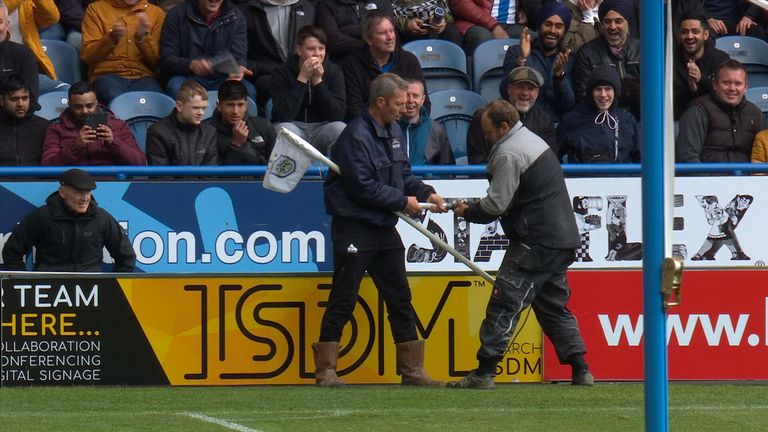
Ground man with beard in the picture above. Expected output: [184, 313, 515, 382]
[572, 0, 639, 115]
[677, 60, 762, 163]
[468, 66, 556, 164]
[673, 12, 730, 120]
[499, 1, 574, 117]
[42, 81, 147, 166]
[0, 74, 48, 165]
[2, 168, 136, 272]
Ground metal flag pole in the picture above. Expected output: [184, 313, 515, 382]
[280, 128, 496, 285]
[641, 1, 670, 430]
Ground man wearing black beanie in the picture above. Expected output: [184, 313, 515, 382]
[572, 0, 640, 117]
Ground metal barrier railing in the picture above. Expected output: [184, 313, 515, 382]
[0, 163, 767, 179]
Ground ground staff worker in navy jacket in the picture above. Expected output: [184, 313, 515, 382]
[313, 73, 447, 387]
[2, 169, 136, 272]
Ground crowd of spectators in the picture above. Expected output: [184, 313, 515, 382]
[2, 0, 768, 169]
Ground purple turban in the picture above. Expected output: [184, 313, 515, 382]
[598, 0, 635, 26]
[536, 1, 572, 33]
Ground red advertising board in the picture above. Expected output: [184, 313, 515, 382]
[543, 270, 768, 381]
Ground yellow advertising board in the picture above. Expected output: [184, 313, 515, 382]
[120, 275, 543, 385]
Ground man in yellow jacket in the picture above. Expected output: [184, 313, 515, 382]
[3, 0, 70, 93]
[81, 0, 164, 104]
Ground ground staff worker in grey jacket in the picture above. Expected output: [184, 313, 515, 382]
[314, 73, 448, 387]
[2, 169, 136, 272]
[449, 100, 593, 389]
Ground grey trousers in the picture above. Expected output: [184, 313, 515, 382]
[477, 243, 587, 365]
[275, 121, 346, 155]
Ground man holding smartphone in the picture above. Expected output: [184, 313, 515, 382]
[392, 1, 462, 46]
[42, 81, 147, 166]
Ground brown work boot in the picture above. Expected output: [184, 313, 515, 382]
[312, 342, 345, 387]
[395, 339, 444, 386]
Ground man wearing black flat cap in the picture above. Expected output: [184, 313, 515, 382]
[572, 0, 640, 117]
[2, 168, 136, 272]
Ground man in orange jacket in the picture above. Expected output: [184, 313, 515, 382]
[81, 0, 165, 104]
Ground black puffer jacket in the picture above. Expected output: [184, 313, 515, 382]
[0, 109, 49, 166]
[146, 110, 219, 166]
[317, 0, 393, 63]
[2, 192, 136, 272]
[210, 110, 276, 165]
[572, 36, 641, 100]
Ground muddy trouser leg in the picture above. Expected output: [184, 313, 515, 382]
[476, 267, 545, 371]
[530, 270, 587, 364]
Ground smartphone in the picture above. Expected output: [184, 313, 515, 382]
[84, 112, 108, 129]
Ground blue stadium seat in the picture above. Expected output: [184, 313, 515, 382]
[715, 35, 768, 81]
[204, 90, 259, 121]
[428, 90, 488, 164]
[745, 86, 768, 122]
[41, 39, 82, 84]
[471, 38, 519, 101]
[36, 91, 69, 122]
[403, 39, 471, 92]
[108, 91, 176, 152]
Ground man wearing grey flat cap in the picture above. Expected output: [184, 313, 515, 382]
[2, 168, 136, 272]
[468, 66, 556, 163]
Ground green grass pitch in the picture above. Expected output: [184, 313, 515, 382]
[1, 383, 767, 431]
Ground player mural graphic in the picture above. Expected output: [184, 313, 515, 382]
[406, 212, 449, 263]
[692, 195, 753, 261]
[605, 195, 642, 261]
[573, 196, 603, 262]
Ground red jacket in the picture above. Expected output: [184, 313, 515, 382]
[449, 0, 498, 35]
[42, 108, 147, 166]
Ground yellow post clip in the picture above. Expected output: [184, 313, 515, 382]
[661, 257, 683, 311]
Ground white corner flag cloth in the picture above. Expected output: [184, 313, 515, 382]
[263, 129, 314, 193]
